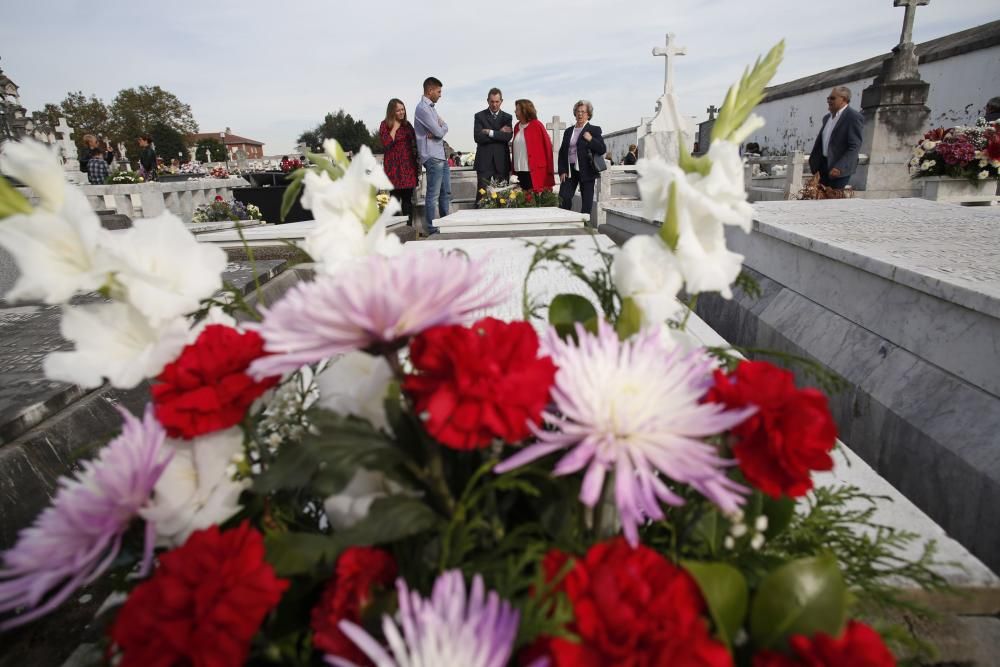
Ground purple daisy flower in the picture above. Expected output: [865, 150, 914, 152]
[328, 570, 519, 667]
[249, 250, 504, 379]
[495, 320, 756, 546]
[0, 405, 171, 630]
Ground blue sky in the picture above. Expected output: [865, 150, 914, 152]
[3, 0, 997, 154]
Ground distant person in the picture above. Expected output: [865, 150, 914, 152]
[414, 76, 450, 235]
[473, 87, 513, 198]
[605, 152, 614, 166]
[77, 134, 112, 172]
[510, 98, 554, 192]
[86, 147, 109, 184]
[623, 143, 638, 166]
[985, 96, 1000, 122]
[808, 86, 864, 188]
[137, 134, 157, 181]
[557, 99, 606, 215]
[378, 98, 420, 223]
[745, 142, 761, 155]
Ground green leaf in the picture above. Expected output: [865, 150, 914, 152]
[548, 293, 598, 341]
[253, 439, 320, 494]
[693, 509, 727, 554]
[362, 186, 380, 229]
[279, 176, 303, 223]
[678, 144, 713, 177]
[659, 181, 680, 251]
[265, 532, 341, 577]
[615, 297, 642, 340]
[762, 494, 796, 540]
[749, 554, 848, 649]
[0, 176, 32, 220]
[712, 41, 785, 144]
[683, 561, 749, 647]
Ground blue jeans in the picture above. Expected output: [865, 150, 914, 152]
[422, 157, 450, 234]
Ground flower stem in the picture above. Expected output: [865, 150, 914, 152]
[593, 474, 617, 540]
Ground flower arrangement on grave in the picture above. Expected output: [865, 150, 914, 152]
[909, 118, 1000, 182]
[461, 151, 476, 167]
[477, 182, 560, 209]
[191, 195, 263, 223]
[179, 161, 208, 176]
[104, 169, 144, 184]
[0, 44, 948, 666]
[281, 157, 303, 173]
[209, 165, 230, 179]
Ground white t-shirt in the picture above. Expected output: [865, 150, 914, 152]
[822, 107, 845, 158]
[513, 122, 529, 172]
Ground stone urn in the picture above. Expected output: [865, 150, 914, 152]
[919, 176, 997, 203]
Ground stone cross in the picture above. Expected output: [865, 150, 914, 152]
[894, 0, 929, 46]
[652, 33, 687, 95]
[54, 117, 76, 165]
[706, 105, 719, 121]
[545, 115, 567, 149]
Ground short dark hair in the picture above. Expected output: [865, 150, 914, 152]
[138, 133, 152, 143]
[488, 87, 502, 99]
[423, 76, 443, 92]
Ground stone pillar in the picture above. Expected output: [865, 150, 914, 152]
[783, 152, 805, 198]
[137, 184, 165, 218]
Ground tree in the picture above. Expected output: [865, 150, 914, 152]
[51, 91, 111, 149]
[296, 129, 321, 152]
[194, 138, 227, 163]
[108, 86, 198, 163]
[299, 109, 380, 155]
[149, 122, 186, 167]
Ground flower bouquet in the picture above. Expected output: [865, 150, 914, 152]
[104, 169, 143, 184]
[179, 161, 208, 176]
[210, 165, 231, 179]
[191, 195, 263, 223]
[909, 118, 1000, 182]
[477, 183, 560, 209]
[0, 45, 944, 666]
[461, 152, 476, 167]
[281, 157, 303, 173]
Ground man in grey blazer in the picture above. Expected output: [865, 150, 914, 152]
[809, 86, 864, 188]
[473, 88, 513, 199]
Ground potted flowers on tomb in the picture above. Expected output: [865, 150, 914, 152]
[0, 44, 948, 666]
[909, 118, 1000, 201]
[191, 195, 263, 224]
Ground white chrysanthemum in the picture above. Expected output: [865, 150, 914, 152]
[140, 428, 249, 548]
[43, 302, 190, 389]
[913, 147, 925, 158]
[978, 170, 990, 180]
[102, 213, 227, 326]
[612, 234, 685, 326]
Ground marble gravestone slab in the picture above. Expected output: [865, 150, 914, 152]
[408, 234, 998, 602]
[196, 216, 410, 248]
[434, 207, 588, 234]
[183, 219, 265, 235]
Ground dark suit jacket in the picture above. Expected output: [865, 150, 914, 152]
[809, 105, 864, 177]
[558, 123, 606, 182]
[473, 108, 513, 175]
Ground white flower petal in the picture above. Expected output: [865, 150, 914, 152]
[0, 140, 65, 212]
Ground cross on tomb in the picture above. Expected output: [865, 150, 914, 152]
[652, 33, 687, 95]
[706, 105, 719, 121]
[894, 0, 929, 47]
[54, 117, 76, 165]
[546, 115, 567, 149]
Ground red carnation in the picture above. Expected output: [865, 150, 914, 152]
[403, 317, 557, 450]
[109, 522, 288, 667]
[152, 324, 280, 439]
[706, 360, 837, 499]
[311, 546, 398, 664]
[534, 538, 732, 667]
[753, 621, 896, 667]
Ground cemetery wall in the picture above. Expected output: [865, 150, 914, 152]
[603, 126, 639, 164]
[745, 23, 1000, 155]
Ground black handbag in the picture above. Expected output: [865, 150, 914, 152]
[591, 150, 608, 173]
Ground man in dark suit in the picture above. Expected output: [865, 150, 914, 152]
[473, 88, 513, 199]
[558, 99, 606, 215]
[809, 86, 864, 189]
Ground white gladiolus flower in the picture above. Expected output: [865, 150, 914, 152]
[303, 198, 402, 276]
[316, 351, 395, 433]
[323, 469, 396, 530]
[731, 114, 765, 146]
[43, 302, 190, 389]
[302, 146, 394, 225]
[0, 140, 66, 213]
[102, 213, 227, 326]
[140, 428, 250, 548]
[612, 234, 684, 325]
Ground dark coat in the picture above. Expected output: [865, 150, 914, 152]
[809, 105, 864, 176]
[473, 108, 513, 176]
[558, 123, 606, 182]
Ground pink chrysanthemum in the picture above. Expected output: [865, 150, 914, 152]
[329, 570, 519, 667]
[0, 405, 170, 630]
[495, 321, 755, 546]
[249, 251, 503, 379]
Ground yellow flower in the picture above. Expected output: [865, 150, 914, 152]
[490, 192, 497, 199]
[478, 188, 486, 195]
[138, 177, 144, 182]
[499, 198, 506, 205]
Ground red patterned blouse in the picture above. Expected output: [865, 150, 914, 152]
[379, 120, 420, 189]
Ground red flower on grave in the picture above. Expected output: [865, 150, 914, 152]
[985, 134, 1000, 163]
[529, 538, 732, 667]
[403, 317, 557, 450]
[705, 360, 837, 499]
[923, 127, 947, 142]
[752, 621, 896, 667]
[152, 324, 280, 439]
[109, 522, 288, 667]
[215, 195, 224, 201]
[311, 547, 398, 665]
